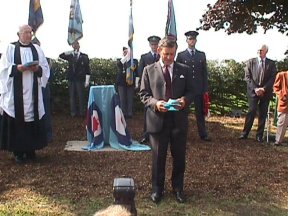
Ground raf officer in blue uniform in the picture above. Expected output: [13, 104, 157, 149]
[176, 31, 211, 142]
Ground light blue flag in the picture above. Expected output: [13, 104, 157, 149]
[67, 0, 83, 45]
[165, 0, 177, 40]
[126, 0, 135, 86]
[28, 0, 44, 33]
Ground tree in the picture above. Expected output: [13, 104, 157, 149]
[198, 0, 288, 35]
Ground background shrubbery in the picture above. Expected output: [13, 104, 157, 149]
[50, 57, 288, 115]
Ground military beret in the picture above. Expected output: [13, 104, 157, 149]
[184, 31, 199, 39]
[123, 47, 128, 51]
[147, 35, 161, 43]
[285, 50, 288, 55]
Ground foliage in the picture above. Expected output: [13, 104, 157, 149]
[276, 56, 288, 71]
[208, 59, 247, 115]
[199, 0, 288, 35]
[89, 58, 118, 85]
[49, 57, 288, 116]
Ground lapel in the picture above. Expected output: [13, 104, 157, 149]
[154, 62, 165, 82]
[184, 49, 191, 59]
[172, 63, 179, 82]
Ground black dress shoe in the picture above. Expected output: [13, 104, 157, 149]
[201, 136, 211, 142]
[256, 136, 263, 143]
[239, 134, 248, 140]
[140, 137, 148, 144]
[174, 191, 186, 203]
[150, 192, 163, 203]
[26, 151, 36, 161]
[15, 155, 25, 164]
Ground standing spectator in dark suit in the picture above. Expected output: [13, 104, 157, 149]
[239, 44, 277, 142]
[138, 35, 161, 143]
[176, 31, 211, 141]
[59, 41, 90, 117]
[139, 37, 193, 203]
[116, 47, 138, 119]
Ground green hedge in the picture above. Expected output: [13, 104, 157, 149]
[50, 57, 288, 115]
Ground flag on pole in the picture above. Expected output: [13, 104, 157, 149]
[165, 0, 177, 40]
[126, 0, 135, 86]
[28, 0, 44, 33]
[67, 0, 83, 45]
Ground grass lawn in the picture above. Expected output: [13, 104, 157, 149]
[0, 113, 288, 216]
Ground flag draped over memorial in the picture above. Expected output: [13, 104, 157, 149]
[83, 102, 104, 150]
[67, 0, 83, 45]
[165, 0, 177, 40]
[126, 0, 135, 86]
[110, 94, 132, 147]
[28, 0, 44, 33]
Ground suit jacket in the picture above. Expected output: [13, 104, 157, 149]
[274, 71, 288, 113]
[139, 61, 193, 133]
[138, 52, 160, 80]
[244, 57, 277, 98]
[176, 49, 208, 95]
[116, 59, 138, 87]
[59, 52, 90, 82]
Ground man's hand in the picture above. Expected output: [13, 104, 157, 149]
[156, 100, 168, 112]
[176, 97, 186, 110]
[17, 64, 39, 72]
[255, 88, 265, 97]
[85, 75, 90, 88]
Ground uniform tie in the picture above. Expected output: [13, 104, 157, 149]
[163, 65, 172, 99]
[153, 53, 157, 62]
[190, 49, 195, 57]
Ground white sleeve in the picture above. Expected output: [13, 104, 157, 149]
[35, 45, 50, 88]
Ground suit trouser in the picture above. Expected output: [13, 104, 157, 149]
[118, 85, 134, 117]
[68, 81, 85, 116]
[194, 94, 207, 138]
[142, 106, 149, 139]
[243, 95, 270, 138]
[150, 113, 187, 193]
[276, 112, 288, 143]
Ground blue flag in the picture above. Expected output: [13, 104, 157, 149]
[165, 0, 177, 40]
[126, 0, 135, 86]
[67, 0, 83, 45]
[28, 0, 44, 33]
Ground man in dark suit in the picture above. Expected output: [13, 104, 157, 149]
[239, 44, 277, 142]
[59, 41, 90, 117]
[139, 37, 193, 203]
[176, 31, 211, 141]
[138, 35, 161, 143]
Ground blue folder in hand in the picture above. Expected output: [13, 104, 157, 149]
[164, 99, 180, 111]
[24, 61, 39, 67]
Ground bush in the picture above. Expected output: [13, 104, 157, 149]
[49, 57, 288, 116]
